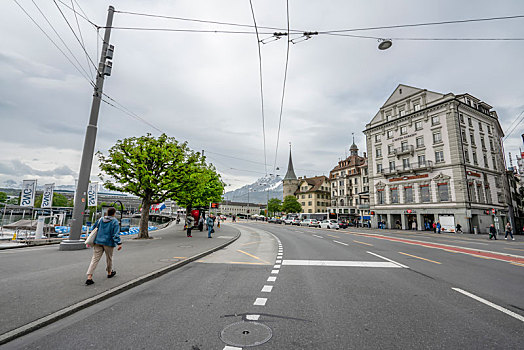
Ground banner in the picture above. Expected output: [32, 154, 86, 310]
[20, 180, 37, 207]
[41, 183, 55, 208]
[87, 182, 98, 207]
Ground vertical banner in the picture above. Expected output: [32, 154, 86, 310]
[87, 182, 98, 207]
[41, 183, 55, 208]
[20, 179, 37, 207]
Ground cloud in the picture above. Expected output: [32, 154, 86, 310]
[0, 160, 76, 177]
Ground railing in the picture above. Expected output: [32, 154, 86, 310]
[380, 160, 434, 176]
[393, 145, 414, 157]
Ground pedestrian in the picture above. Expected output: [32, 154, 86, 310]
[198, 214, 204, 231]
[85, 207, 122, 285]
[412, 221, 417, 230]
[456, 223, 462, 234]
[437, 221, 441, 234]
[176, 214, 180, 225]
[505, 222, 515, 240]
[489, 224, 497, 240]
[432, 222, 436, 233]
[186, 215, 194, 237]
[217, 215, 221, 228]
[206, 214, 214, 238]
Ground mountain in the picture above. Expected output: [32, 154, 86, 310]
[223, 174, 283, 204]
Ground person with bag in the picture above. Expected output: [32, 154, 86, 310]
[186, 215, 194, 237]
[206, 214, 214, 238]
[85, 207, 122, 285]
[489, 224, 497, 240]
[505, 222, 515, 240]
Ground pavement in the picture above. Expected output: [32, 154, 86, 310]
[0, 221, 240, 345]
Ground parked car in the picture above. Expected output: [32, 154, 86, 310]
[291, 218, 302, 226]
[283, 217, 294, 225]
[268, 217, 277, 223]
[320, 219, 340, 229]
[337, 221, 348, 229]
[275, 218, 283, 224]
[300, 219, 320, 227]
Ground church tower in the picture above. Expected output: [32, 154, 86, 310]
[282, 145, 299, 199]
[349, 133, 359, 156]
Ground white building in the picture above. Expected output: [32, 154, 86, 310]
[364, 84, 508, 233]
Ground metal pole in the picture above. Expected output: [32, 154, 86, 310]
[60, 6, 115, 250]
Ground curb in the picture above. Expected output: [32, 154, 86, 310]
[0, 228, 241, 346]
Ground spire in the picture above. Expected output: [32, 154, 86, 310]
[284, 143, 297, 180]
[349, 132, 358, 156]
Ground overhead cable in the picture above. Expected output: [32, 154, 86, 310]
[248, 0, 268, 176]
[70, 0, 94, 80]
[55, 0, 98, 27]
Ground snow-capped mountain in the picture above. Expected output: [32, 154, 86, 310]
[223, 174, 283, 204]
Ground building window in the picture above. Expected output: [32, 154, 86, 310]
[377, 163, 383, 173]
[470, 133, 475, 145]
[462, 130, 467, 143]
[481, 137, 486, 149]
[386, 114, 392, 121]
[354, 178, 358, 184]
[416, 137, 424, 148]
[404, 187, 413, 203]
[438, 183, 449, 202]
[415, 121, 423, 130]
[459, 113, 464, 123]
[478, 122, 483, 131]
[401, 141, 408, 151]
[431, 116, 440, 125]
[387, 130, 394, 139]
[375, 134, 381, 143]
[376, 148, 382, 157]
[487, 125, 492, 134]
[420, 185, 430, 202]
[418, 155, 426, 167]
[477, 185, 485, 203]
[308, 209, 312, 213]
[391, 188, 399, 203]
[489, 139, 494, 151]
[377, 190, 384, 204]
[414, 103, 420, 111]
[433, 131, 442, 144]
[403, 158, 410, 169]
[388, 144, 394, 154]
[492, 156, 497, 170]
[485, 186, 492, 203]
[308, 194, 312, 198]
[468, 182, 476, 202]
[464, 150, 470, 162]
[472, 151, 478, 165]
[399, 107, 405, 117]
[389, 160, 396, 171]
[483, 154, 488, 167]
[308, 201, 312, 206]
[435, 151, 444, 163]
[301, 202, 305, 206]
[468, 117, 472, 127]
[400, 126, 407, 135]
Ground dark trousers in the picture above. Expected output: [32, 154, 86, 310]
[505, 231, 514, 239]
[489, 232, 497, 240]
[187, 227, 192, 237]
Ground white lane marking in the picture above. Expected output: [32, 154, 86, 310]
[313, 234, 324, 238]
[276, 260, 282, 264]
[333, 240, 348, 246]
[267, 276, 277, 282]
[246, 314, 260, 321]
[261, 285, 273, 292]
[367, 251, 409, 268]
[271, 269, 279, 274]
[452, 288, 524, 322]
[224, 346, 242, 350]
[254, 298, 267, 306]
[282, 260, 402, 268]
[274, 265, 281, 269]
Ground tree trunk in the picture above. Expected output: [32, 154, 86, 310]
[138, 196, 151, 239]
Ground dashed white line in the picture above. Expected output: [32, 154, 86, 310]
[224, 345, 242, 350]
[274, 265, 281, 269]
[452, 288, 524, 322]
[254, 297, 267, 306]
[261, 285, 273, 292]
[313, 234, 324, 238]
[267, 276, 277, 282]
[246, 314, 260, 321]
[333, 240, 348, 246]
[276, 260, 282, 264]
[271, 269, 279, 274]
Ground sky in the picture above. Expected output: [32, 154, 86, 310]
[1, 0, 524, 191]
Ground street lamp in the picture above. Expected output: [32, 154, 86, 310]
[378, 39, 393, 50]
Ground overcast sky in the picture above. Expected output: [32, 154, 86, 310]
[1, 0, 523, 191]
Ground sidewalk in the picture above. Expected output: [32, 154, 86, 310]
[0, 222, 240, 345]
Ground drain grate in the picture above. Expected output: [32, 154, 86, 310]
[220, 321, 272, 347]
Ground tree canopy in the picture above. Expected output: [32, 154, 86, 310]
[98, 133, 224, 238]
[267, 198, 282, 216]
[281, 195, 302, 213]
[0, 192, 7, 204]
[34, 193, 71, 208]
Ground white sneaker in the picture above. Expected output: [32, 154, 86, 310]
[505, 238, 508, 240]
[512, 238, 515, 240]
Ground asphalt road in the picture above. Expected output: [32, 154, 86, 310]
[5, 223, 524, 349]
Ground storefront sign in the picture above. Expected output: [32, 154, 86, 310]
[466, 171, 481, 177]
[405, 209, 416, 214]
[393, 133, 416, 142]
[389, 174, 428, 182]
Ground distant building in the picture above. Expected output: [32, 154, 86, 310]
[365, 84, 508, 233]
[328, 137, 370, 223]
[219, 200, 265, 216]
[282, 146, 330, 214]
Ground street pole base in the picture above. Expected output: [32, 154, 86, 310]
[59, 240, 87, 251]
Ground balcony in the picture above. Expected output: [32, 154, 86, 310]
[393, 145, 414, 157]
[381, 161, 434, 176]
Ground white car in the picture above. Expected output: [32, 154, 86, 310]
[320, 220, 339, 229]
[283, 218, 294, 225]
[300, 219, 320, 227]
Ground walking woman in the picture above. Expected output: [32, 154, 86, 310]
[85, 207, 122, 285]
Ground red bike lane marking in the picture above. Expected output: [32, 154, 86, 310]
[354, 233, 524, 264]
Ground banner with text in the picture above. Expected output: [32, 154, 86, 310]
[20, 179, 37, 207]
[41, 183, 55, 208]
[87, 182, 98, 207]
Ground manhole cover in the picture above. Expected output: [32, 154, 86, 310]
[220, 321, 272, 347]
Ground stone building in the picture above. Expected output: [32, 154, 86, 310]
[364, 84, 508, 233]
[327, 138, 370, 223]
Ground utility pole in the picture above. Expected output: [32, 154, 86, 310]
[60, 6, 115, 250]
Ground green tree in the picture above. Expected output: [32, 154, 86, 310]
[267, 198, 282, 216]
[98, 133, 223, 238]
[34, 193, 72, 208]
[7, 197, 19, 205]
[281, 195, 301, 213]
[0, 192, 7, 204]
